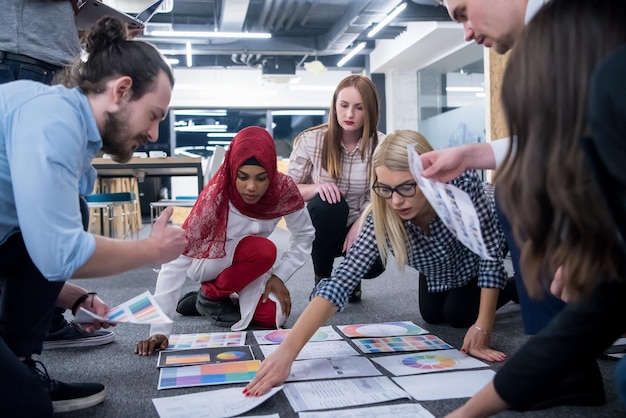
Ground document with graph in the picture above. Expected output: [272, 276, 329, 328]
[74, 290, 172, 324]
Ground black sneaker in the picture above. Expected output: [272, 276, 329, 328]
[24, 359, 107, 413]
[196, 291, 241, 327]
[44, 320, 115, 350]
[176, 291, 202, 316]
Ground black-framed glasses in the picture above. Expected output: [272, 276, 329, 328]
[372, 182, 418, 199]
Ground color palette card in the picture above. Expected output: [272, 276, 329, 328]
[253, 326, 342, 345]
[167, 332, 246, 350]
[157, 360, 261, 390]
[260, 340, 359, 360]
[371, 349, 489, 376]
[74, 290, 171, 324]
[337, 321, 428, 338]
[353, 334, 452, 354]
[157, 346, 254, 368]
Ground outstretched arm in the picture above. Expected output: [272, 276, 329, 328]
[244, 296, 338, 396]
[420, 141, 503, 182]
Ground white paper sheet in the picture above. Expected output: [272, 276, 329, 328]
[283, 376, 410, 412]
[287, 356, 382, 381]
[253, 326, 342, 345]
[152, 386, 282, 418]
[74, 290, 172, 324]
[371, 349, 489, 376]
[407, 145, 494, 260]
[260, 340, 359, 360]
[336, 321, 428, 338]
[393, 369, 496, 400]
[299, 403, 435, 418]
[166, 332, 247, 350]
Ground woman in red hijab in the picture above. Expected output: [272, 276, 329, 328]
[135, 127, 315, 355]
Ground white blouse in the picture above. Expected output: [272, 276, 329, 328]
[150, 203, 314, 335]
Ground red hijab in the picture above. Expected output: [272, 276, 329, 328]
[183, 126, 304, 259]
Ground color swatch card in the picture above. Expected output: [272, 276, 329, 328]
[393, 369, 496, 401]
[157, 346, 254, 368]
[371, 349, 489, 376]
[337, 321, 428, 338]
[299, 403, 435, 418]
[260, 340, 359, 360]
[157, 360, 261, 390]
[167, 332, 246, 350]
[353, 335, 452, 354]
[74, 291, 171, 324]
[253, 326, 342, 345]
[283, 376, 410, 412]
[287, 356, 382, 382]
[152, 386, 283, 418]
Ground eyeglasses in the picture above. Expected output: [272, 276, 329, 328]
[372, 182, 418, 199]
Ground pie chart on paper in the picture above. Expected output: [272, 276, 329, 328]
[338, 321, 428, 338]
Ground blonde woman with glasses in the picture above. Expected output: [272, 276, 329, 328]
[245, 129, 517, 396]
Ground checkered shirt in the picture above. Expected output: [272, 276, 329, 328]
[315, 170, 508, 309]
[287, 126, 386, 225]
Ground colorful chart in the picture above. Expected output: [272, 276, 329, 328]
[216, 351, 246, 360]
[402, 354, 457, 370]
[158, 360, 261, 389]
[165, 352, 211, 366]
[167, 332, 246, 349]
[371, 349, 489, 376]
[353, 335, 452, 354]
[253, 326, 342, 345]
[157, 346, 254, 368]
[338, 321, 428, 338]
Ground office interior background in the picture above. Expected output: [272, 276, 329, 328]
[120, 0, 487, 202]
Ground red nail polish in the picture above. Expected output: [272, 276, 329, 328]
[254, 392, 259, 397]
[461, 349, 466, 353]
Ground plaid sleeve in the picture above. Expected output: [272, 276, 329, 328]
[315, 213, 380, 308]
[287, 132, 313, 184]
[452, 171, 508, 289]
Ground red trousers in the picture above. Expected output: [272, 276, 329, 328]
[201, 236, 278, 328]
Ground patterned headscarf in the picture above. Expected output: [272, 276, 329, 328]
[182, 126, 304, 258]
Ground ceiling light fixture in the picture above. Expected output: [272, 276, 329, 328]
[165, 57, 179, 65]
[368, 2, 408, 37]
[150, 30, 271, 39]
[185, 42, 192, 67]
[337, 42, 366, 68]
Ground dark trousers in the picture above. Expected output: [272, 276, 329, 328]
[418, 275, 515, 328]
[307, 194, 384, 279]
[495, 192, 565, 335]
[0, 233, 63, 416]
[0, 52, 60, 85]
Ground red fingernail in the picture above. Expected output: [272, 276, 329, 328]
[254, 392, 259, 397]
[242, 389, 248, 394]
[461, 349, 466, 353]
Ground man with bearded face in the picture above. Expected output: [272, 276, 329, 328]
[0, 17, 187, 416]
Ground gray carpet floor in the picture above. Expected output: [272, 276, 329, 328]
[40, 227, 624, 417]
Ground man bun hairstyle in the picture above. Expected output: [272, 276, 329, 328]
[61, 17, 174, 99]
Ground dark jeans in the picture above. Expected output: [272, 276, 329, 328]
[418, 275, 515, 328]
[307, 194, 384, 279]
[0, 52, 60, 85]
[495, 191, 565, 335]
[0, 233, 63, 416]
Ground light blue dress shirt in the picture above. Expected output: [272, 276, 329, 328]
[0, 80, 101, 281]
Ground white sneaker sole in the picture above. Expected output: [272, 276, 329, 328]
[52, 387, 107, 413]
[43, 331, 115, 350]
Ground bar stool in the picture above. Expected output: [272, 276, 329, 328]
[85, 192, 137, 239]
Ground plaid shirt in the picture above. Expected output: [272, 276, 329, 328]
[287, 126, 386, 225]
[316, 170, 508, 309]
